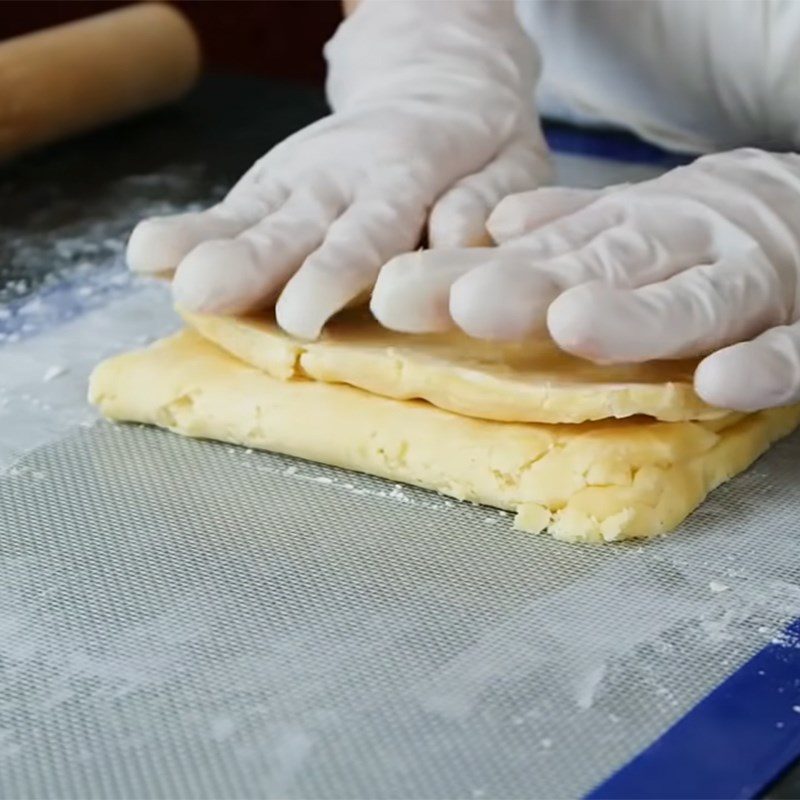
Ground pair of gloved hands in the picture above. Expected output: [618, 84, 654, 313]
[127, 0, 800, 413]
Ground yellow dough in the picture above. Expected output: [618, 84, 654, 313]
[180, 309, 727, 424]
[89, 330, 800, 543]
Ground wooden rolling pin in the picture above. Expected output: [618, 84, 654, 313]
[0, 3, 201, 161]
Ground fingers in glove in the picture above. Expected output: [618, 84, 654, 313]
[371, 249, 496, 333]
[535, 222, 702, 291]
[487, 186, 607, 243]
[694, 321, 800, 411]
[449, 258, 561, 340]
[445, 223, 679, 341]
[547, 250, 787, 363]
[172, 182, 346, 315]
[496, 200, 625, 268]
[428, 138, 552, 248]
[428, 185, 494, 249]
[276, 194, 425, 339]
[493, 188, 718, 287]
[127, 186, 285, 275]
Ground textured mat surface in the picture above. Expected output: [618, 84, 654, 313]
[2, 421, 800, 798]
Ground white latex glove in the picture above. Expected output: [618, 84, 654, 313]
[372, 148, 800, 412]
[127, 0, 550, 339]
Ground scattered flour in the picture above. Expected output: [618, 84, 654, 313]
[42, 366, 66, 382]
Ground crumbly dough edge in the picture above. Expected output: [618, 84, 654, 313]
[89, 330, 800, 544]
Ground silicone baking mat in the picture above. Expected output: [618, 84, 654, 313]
[2, 150, 800, 799]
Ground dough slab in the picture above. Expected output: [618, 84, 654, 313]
[89, 330, 800, 543]
[180, 309, 725, 424]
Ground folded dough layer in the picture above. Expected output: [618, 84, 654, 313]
[89, 330, 800, 543]
[180, 309, 725, 424]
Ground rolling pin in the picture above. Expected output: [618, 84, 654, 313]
[0, 3, 201, 161]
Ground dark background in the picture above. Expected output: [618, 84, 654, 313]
[0, 0, 342, 83]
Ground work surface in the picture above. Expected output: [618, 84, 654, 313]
[2, 75, 800, 798]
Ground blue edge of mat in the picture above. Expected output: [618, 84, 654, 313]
[546, 121, 800, 800]
[588, 619, 800, 799]
[542, 120, 693, 167]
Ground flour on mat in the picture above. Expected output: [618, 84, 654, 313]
[0, 168, 222, 471]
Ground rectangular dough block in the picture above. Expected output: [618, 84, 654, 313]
[89, 330, 800, 543]
[180, 309, 726, 424]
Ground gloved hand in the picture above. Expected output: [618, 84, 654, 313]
[372, 148, 800, 412]
[127, 0, 551, 339]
